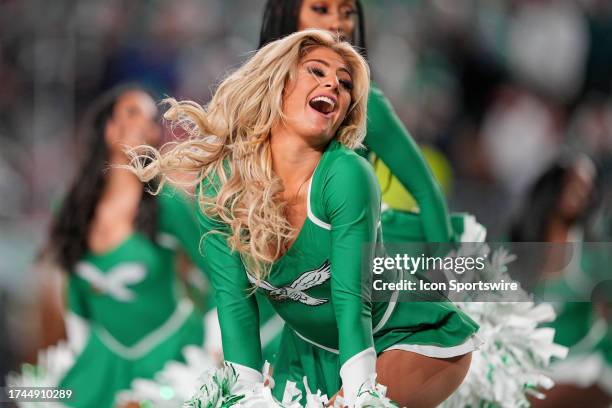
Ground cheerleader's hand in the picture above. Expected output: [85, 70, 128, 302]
[329, 376, 397, 407]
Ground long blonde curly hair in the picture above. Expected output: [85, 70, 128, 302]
[129, 29, 370, 279]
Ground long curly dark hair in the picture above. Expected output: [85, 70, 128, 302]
[509, 154, 602, 242]
[258, 0, 367, 58]
[47, 84, 158, 273]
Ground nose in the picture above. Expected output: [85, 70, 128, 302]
[327, 10, 341, 34]
[322, 74, 340, 93]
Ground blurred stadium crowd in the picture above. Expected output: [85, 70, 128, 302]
[1, 0, 612, 385]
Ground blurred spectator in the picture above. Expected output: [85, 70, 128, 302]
[481, 86, 561, 197]
[508, 0, 588, 103]
[581, 0, 612, 98]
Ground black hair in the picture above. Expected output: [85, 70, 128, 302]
[509, 154, 601, 242]
[47, 84, 158, 273]
[258, 0, 368, 59]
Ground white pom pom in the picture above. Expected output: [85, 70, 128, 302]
[179, 360, 287, 408]
[5, 342, 76, 408]
[281, 381, 303, 407]
[302, 377, 329, 408]
[440, 246, 569, 407]
[117, 345, 217, 407]
[6, 341, 75, 389]
[352, 374, 397, 407]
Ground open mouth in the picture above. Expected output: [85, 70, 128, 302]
[309, 95, 336, 115]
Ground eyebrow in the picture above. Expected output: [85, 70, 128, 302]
[304, 58, 352, 77]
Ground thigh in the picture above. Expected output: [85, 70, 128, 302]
[376, 349, 472, 408]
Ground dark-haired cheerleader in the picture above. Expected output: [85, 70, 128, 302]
[8, 85, 214, 408]
[259, 0, 470, 244]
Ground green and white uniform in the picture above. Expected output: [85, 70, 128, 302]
[196, 83, 459, 371]
[363, 84, 454, 243]
[364, 83, 485, 250]
[198, 140, 481, 405]
[538, 229, 612, 393]
[58, 188, 209, 408]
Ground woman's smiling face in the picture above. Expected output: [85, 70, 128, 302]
[280, 46, 354, 146]
[298, 0, 357, 43]
[105, 90, 161, 155]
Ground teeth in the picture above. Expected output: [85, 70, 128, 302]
[309, 95, 336, 114]
[311, 96, 335, 109]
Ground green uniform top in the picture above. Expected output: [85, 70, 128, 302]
[363, 84, 452, 242]
[198, 140, 381, 397]
[67, 186, 207, 346]
[60, 187, 210, 408]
